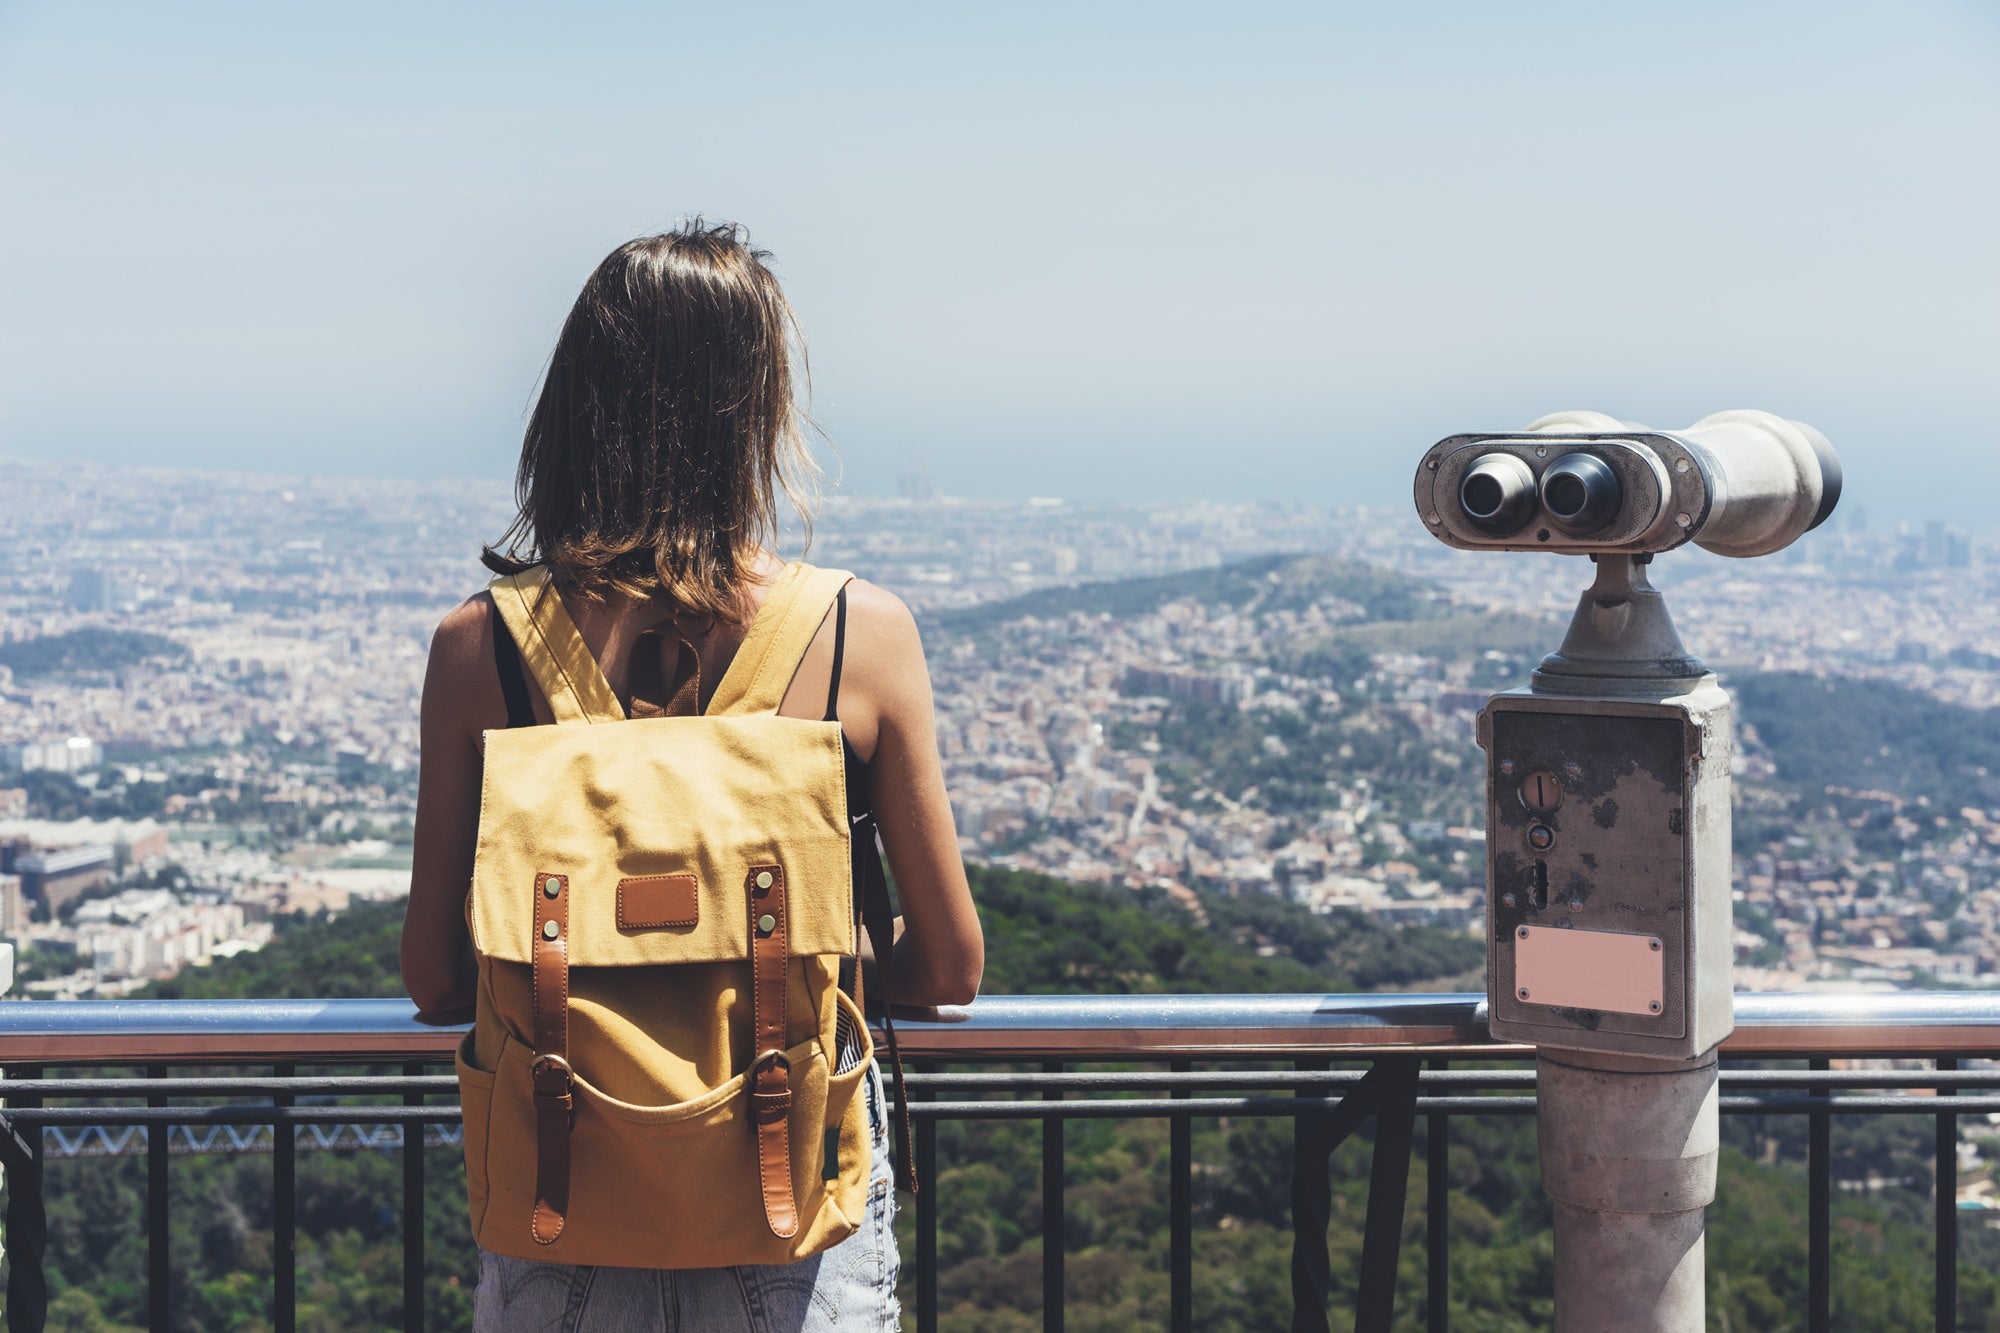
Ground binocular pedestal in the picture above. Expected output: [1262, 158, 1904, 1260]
[1481, 556, 1730, 1332]
[1540, 1047, 1719, 1332]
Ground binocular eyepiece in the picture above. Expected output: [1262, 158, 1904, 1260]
[1417, 410, 1840, 558]
[1461, 452, 1624, 536]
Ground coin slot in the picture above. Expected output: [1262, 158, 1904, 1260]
[1521, 770, 1562, 813]
[1530, 860, 1548, 912]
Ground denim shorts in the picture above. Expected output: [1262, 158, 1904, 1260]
[472, 1063, 901, 1331]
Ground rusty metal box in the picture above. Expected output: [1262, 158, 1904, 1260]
[1478, 685, 1735, 1060]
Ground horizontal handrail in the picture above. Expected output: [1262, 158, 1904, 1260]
[1, 991, 1998, 1063]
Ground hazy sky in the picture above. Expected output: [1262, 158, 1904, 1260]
[3, 2, 1996, 524]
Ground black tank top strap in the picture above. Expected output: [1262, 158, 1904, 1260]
[823, 584, 848, 723]
[489, 596, 537, 729]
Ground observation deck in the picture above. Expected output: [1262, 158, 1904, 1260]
[0, 992, 1994, 1331]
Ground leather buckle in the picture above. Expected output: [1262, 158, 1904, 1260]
[530, 1053, 575, 1100]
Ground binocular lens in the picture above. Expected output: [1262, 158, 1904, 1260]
[1459, 454, 1537, 533]
[1541, 453, 1621, 534]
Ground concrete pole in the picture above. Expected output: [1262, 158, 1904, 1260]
[1537, 1047, 1719, 1332]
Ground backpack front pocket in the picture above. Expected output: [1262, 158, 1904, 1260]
[472, 1028, 864, 1268]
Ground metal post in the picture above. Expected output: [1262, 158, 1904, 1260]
[404, 1060, 426, 1333]
[147, 1064, 169, 1329]
[275, 1061, 296, 1333]
[2, 1064, 47, 1333]
[1355, 1058, 1420, 1333]
[1936, 1056, 1957, 1333]
[1809, 1055, 1830, 1333]
[916, 1059, 938, 1333]
[1169, 1059, 1192, 1333]
[1426, 1058, 1448, 1333]
[1042, 1059, 1064, 1333]
[1537, 1048, 1718, 1332]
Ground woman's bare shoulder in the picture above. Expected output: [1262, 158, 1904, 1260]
[841, 577, 924, 658]
[430, 592, 496, 670]
[423, 593, 504, 733]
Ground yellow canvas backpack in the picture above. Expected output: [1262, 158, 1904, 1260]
[454, 560, 908, 1267]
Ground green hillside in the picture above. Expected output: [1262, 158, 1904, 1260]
[932, 554, 1445, 635]
[1730, 669, 2000, 809]
[139, 904, 405, 1000]
[0, 628, 186, 680]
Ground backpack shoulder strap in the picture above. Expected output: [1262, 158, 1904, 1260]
[485, 566, 624, 725]
[705, 563, 854, 717]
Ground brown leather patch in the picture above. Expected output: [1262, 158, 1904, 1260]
[616, 874, 699, 929]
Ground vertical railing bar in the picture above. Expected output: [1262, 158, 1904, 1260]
[1290, 1056, 1338, 1333]
[1354, 1057, 1419, 1333]
[4, 1063, 49, 1333]
[1426, 1057, 1448, 1333]
[1809, 1054, 1830, 1333]
[1170, 1058, 1192, 1333]
[404, 1059, 425, 1333]
[1042, 1059, 1064, 1333]
[1937, 1056, 1957, 1333]
[916, 1058, 938, 1333]
[275, 1061, 296, 1333]
[147, 1064, 169, 1331]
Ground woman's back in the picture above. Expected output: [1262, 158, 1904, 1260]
[400, 221, 980, 1329]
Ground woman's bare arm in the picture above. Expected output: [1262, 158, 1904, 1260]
[400, 597, 495, 1021]
[843, 583, 983, 1007]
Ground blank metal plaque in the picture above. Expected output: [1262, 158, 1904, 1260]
[1514, 925, 1664, 1016]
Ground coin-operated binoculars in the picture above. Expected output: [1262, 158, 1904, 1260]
[1415, 410, 1840, 1333]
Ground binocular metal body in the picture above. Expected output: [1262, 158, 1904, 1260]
[1413, 409, 1843, 1056]
[1414, 409, 1841, 559]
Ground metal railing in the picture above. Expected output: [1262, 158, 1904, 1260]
[0, 991, 1995, 1332]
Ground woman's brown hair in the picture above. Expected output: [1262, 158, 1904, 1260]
[482, 220, 818, 620]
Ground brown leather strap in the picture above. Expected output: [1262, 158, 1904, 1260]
[627, 630, 701, 720]
[530, 871, 573, 1244]
[858, 843, 918, 1194]
[748, 864, 798, 1238]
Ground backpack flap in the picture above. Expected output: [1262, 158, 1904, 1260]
[469, 713, 855, 966]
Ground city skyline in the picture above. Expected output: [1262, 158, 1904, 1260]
[4, 458, 1999, 997]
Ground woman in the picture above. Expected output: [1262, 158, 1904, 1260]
[402, 221, 983, 1330]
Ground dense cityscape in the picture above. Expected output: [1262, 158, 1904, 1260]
[1, 455, 1996, 999]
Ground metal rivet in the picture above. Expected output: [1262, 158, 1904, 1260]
[1426, 457, 1439, 471]
[757, 913, 777, 935]
[1535, 446, 1547, 458]
[1427, 511, 1442, 525]
[1649, 1001, 1662, 1013]
[1501, 892, 1517, 908]
[1569, 899, 1581, 911]
[1675, 511, 1692, 528]
[1674, 458, 1691, 473]
[1649, 938, 1662, 951]
[542, 920, 560, 940]
[1518, 988, 1531, 1000]
[543, 877, 561, 898]
[1517, 926, 1529, 940]
[755, 871, 774, 890]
